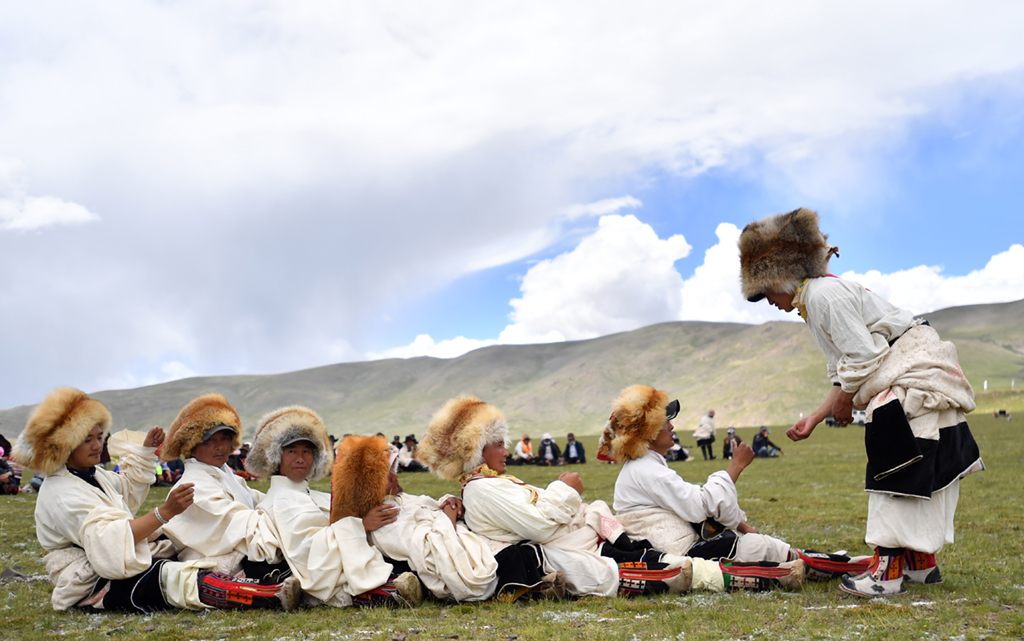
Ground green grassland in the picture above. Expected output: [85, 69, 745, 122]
[2, 415, 1022, 640]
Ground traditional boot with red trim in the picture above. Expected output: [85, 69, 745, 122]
[903, 550, 943, 585]
[353, 572, 424, 608]
[197, 571, 302, 610]
[720, 559, 805, 591]
[839, 547, 907, 597]
[792, 549, 873, 581]
[616, 558, 692, 597]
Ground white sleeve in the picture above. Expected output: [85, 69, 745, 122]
[818, 295, 890, 393]
[463, 479, 580, 544]
[652, 469, 746, 529]
[108, 441, 158, 516]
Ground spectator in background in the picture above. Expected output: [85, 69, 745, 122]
[752, 427, 783, 458]
[693, 410, 716, 460]
[397, 434, 429, 473]
[511, 434, 534, 465]
[0, 446, 21, 494]
[722, 428, 743, 460]
[164, 457, 185, 483]
[537, 433, 563, 466]
[564, 433, 586, 464]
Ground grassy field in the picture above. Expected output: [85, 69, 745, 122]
[1, 416, 1022, 640]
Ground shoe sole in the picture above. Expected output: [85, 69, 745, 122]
[277, 577, 302, 611]
[394, 572, 424, 608]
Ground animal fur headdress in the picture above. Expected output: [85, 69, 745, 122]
[738, 208, 836, 302]
[330, 435, 391, 524]
[11, 387, 112, 474]
[417, 396, 509, 481]
[598, 385, 670, 463]
[162, 394, 242, 461]
[245, 405, 333, 480]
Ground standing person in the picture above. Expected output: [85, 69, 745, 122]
[564, 433, 586, 464]
[739, 208, 984, 597]
[751, 427, 783, 457]
[160, 394, 286, 579]
[693, 410, 716, 460]
[722, 428, 743, 460]
[245, 406, 422, 608]
[536, 433, 562, 466]
[11, 387, 300, 612]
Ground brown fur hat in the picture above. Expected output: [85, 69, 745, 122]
[417, 396, 509, 481]
[162, 394, 242, 461]
[598, 385, 669, 463]
[11, 387, 112, 474]
[245, 405, 333, 480]
[738, 208, 835, 302]
[330, 435, 391, 524]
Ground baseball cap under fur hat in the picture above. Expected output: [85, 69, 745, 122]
[163, 394, 242, 461]
[245, 405, 333, 480]
[12, 387, 112, 474]
[330, 435, 391, 523]
[738, 208, 836, 302]
[417, 396, 509, 481]
[598, 385, 671, 463]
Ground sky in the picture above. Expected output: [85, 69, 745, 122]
[2, 1, 1023, 410]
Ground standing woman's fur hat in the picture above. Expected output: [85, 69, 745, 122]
[416, 396, 509, 481]
[11, 387, 112, 474]
[162, 394, 242, 461]
[598, 385, 674, 463]
[738, 208, 837, 302]
[245, 405, 333, 480]
[330, 435, 392, 524]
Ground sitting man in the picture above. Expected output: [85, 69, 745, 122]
[396, 434, 429, 472]
[510, 434, 534, 465]
[752, 426, 783, 457]
[333, 435, 564, 602]
[563, 433, 586, 464]
[160, 394, 286, 580]
[536, 433, 562, 466]
[13, 387, 299, 612]
[604, 385, 869, 581]
[245, 406, 422, 607]
[418, 396, 805, 596]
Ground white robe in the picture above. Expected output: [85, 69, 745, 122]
[161, 459, 281, 573]
[370, 493, 498, 602]
[462, 474, 621, 597]
[34, 440, 199, 610]
[613, 450, 790, 562]
[258, 476, 393, 607]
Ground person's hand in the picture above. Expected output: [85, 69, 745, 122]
[732, 442, 755, 468]
[160, 482, 194, 519]
[440, 496, 464, 519]
[362, 504, 400, 532]
[831, 390, 855, 426]
[787, 417, 818, 442]
[144, 426, 165, 449]
[736, 522, 759, 534]
[558, 471, 584, 495]
[0, 471, 11, 483]
[441, 501, 459, 528]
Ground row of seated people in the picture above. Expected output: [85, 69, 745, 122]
[12, 385, 874, 614]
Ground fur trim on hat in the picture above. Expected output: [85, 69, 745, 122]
[245, 405, 333, 480]
[739, 208, 835, 302]
[417, 396, 509, 481]
[601, 385, 669, 463]
[11, 387, 112, 474]
[163, 394, 242, 461]
[330, 435, 391, 523]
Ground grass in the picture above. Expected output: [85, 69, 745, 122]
[1, 416, 1022, 640]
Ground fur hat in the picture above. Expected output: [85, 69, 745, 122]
[163, 394, 242, 461]
[245, 405, 333, 480]
[11, 387, 112, 474]
[598, 385, 670, 463]
[738, 208, 836, 302]
[417, 396, 509, 481]
[330, 435, 391, 524]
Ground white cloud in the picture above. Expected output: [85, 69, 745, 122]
[0, 195, 100, 231]
[560, 196, 642, 220]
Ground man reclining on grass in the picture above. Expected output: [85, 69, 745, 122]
[417, 396, 806, 597]
[604, 384, 871, 581]
[332, 435, 565, 603]
[245, 406, 422, 607]
[13, 387, 299, 613]
[160, 394, 290, 581]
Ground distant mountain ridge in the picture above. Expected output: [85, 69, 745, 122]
[2, 299, 1022, 441]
